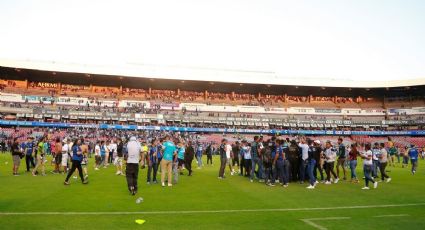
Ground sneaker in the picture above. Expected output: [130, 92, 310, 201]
[147, 182, 150, 185]
[269, 183, 275, 187]
[334, 178, 339, 184]
[283, 184, 289, 188]
[162, 182, 165, 187]
[361, 187, 370, 190]
[250, 179, 253, 183]
[116, 171, 121, 175]
[168, 184, 173, 187]
[386, 178, 392, 183]
[230, 172, 234, 176]
[259, 179, 265, 183]
[306, 185, 315, 189]
[325, 181, 332, 185]
[82, 180, 89, 185]
[64, 181, 70, 185]
[373, 182, 378, 189]
[84, 175, 89, 180]
[94, 168, 99, 171]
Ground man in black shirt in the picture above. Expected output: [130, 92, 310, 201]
[185, 141, 195, 176]
[287, 140, 300, 182]
[12, 138, 23, 176]
[218, 139, 227, 179]
[313, 140, 324, 182]
[232, 142, 240, 173]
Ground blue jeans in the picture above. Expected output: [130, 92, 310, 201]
[196, 155, 202, 167]
[307, 159, 316, 186]
[350, 160, 357, 179]
[411, 159, 418, 173]
[372, 160, 379, 177]
[251, 157, 263, 180]
[363, 165, 375, 187]
[300, 159, 308, 182]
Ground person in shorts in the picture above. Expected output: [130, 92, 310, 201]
[54, 137, 62, 173]
[177, 141, 185, 175]
[335, 137, 347, 180]
[114, 138, 124, 175]
[12, 138, 23, 176]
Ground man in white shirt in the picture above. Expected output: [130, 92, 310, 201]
[360, 143, 378, 189]
[94, 142, 101, 170]
[125, 136, 141, 195]
[61, 138, 71, 173]
[225, 143, 234, 175]
[298, 138, 309, 183]
[378, 143, 391, 183]
[324, 141, 339, 184]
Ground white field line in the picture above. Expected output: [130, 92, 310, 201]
[374, 214, 409, 218]
[301, 217, 351, 230]
[0, 203, 423, 216]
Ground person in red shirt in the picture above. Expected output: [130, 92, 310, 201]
[348, 143, 359, 183]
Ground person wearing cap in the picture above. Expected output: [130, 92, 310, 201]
[125, 136, 141, 195]
[408, 144, 419, 175]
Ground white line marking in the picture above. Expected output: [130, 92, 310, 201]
[374, 214, 409, 218]
[301, 217, 351, 230]
[0, 203, 423, 215]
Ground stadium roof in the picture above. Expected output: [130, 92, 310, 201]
[0, 58, 424, 88]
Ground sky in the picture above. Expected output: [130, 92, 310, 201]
[0, 0, 424, 81]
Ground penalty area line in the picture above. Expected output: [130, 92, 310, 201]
[0, 203, 424, 216]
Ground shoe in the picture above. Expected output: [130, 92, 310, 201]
[94, 168, 99, 171]
[230, 172, 234, 176]
[82, 180, 88, 185]
[386, 178, 392, 183]
[250, 179, 253, 183]
[116, 171, 121, 175]
[269, 183, 275, 187]
[314, 181, 318, 186]
[168, 184, 173, 187]
[283, 184, 288, 188]
[361, 187, 370, 190]
[334, 178, 339, 184]
[373, 182, 378, 189]
[84, 175, 89, 180]
[153, 181, 158, 184]
[73, 176, 77, 179]
[306, 185, 315, 189]
[64, 181, 70, 185]
[147, 182, 150, 185]
[325, 181, 331, 185]
[259, 179, 265, 183]
[162, 182, 165, 187]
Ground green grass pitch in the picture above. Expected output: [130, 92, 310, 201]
[0, 154, 424, 230]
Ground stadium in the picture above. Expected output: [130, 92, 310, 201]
[1, 1, 425, 230]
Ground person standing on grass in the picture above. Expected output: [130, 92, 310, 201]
[324, 141, 339, 185]
[402, 146, 409, 168]
[287, 140, 300, 182]
[218, 139, 227, 179]
[12, 138, 23, 176]
[61, 138, 71, 174]
[378, 143, 391, 183]
[348, 143, 359, 183]
[100, 141, 107, 168]
[313, 140, 324, 183]
[239, 141, 245, 176]
[251, 136, 263, 182]
[408, 145, 419, 175]
[263, 139, 275, 186]
[94, 141, 101, 170]
[196, 143, 204, 169]
[298, 137, 309, 184]
[125, 136, 141, 195]
[225, 141, 234, 175]
[32, 137, 46, 176]
[81, 138, 89, 180]
[360, 143, 378, 190]
[161, 136, 176, 187]
[24, 137, 35, 172]
[185, 141, 195, 176]
[306, 139, 317, 189]
[273, 139, 286, 186]
[232, 142, 240, 174]
[206, 143, 213, 166]
[241, 140, 251, 177]
[372, 142, 381, 178]
[336, 137, 347, 180]
[115, 138, 124, 176]
[388, 145, 397, 167]
[64, 139, 88, 185]
[177, 141, 185, 175]
[53, 138, 62, 173]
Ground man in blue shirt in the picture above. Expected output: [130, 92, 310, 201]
[161, 136, 176, 187]
[408, 145, 419, 175]
[24, 137, 35, 172]
[147, 139, 159, 184]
